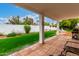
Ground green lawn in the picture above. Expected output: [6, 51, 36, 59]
[0, 30, 56, 56]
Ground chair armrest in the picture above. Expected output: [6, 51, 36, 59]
[64, 40, 79, 48]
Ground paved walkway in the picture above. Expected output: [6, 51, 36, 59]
[10, 32, 72, 56]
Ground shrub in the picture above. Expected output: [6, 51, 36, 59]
[24, 25, 31, 33]
[7, 32, 16, 37]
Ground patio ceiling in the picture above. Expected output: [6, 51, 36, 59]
[15, 3, 79, 20]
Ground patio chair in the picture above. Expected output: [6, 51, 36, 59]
[60, 41, 79, 56]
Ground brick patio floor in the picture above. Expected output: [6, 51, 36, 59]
[10, 32, 75, 56]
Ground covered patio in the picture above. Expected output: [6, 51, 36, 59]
[10, 3, 79, 56]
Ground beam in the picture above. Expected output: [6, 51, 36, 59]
[39, 14, 44, 44]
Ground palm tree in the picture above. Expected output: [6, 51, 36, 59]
[23, 16, 34, 25]
[8, 16, 22, 24]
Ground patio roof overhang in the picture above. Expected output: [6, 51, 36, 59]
[16, 3, 79, 20]
[15, 3, 79, 44]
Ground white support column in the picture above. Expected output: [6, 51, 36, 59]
[56, 20, 60, 35]
[39, 14, 44, 44]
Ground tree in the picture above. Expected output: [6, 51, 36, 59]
[59, 20, 71, 29]
[70, 19, 77, 29]
[44, 22, 50, 26]
[8, 16, 34, 25]
[51, 23, 57, 27]
[8, 16, 22, 24]
[59, 18, 78, 31]
[23, 17, 34, 25]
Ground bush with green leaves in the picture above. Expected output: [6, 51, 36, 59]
[7, 32, 16, 37]
[24, 25, 31, 33]
[59, 18, 78, 31]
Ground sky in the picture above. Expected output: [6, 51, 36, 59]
[0, 3, 57, 24]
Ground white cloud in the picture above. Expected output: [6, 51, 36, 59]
[0, 17, 8, 24]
